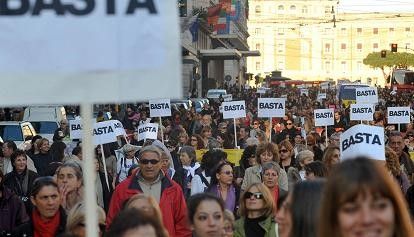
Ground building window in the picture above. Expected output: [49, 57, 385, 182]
[389, 27, 394, 32]
[357, 61, 363, 71]
[277, 61, 285, 70]
[255, 43, 261, 51]
[341, 43, 347, 51]
[373, 43, 378, 50]
[373, 28, 378, 34]
[341, 28, 347, 34]
[255, 5, 261, 14]
[406, 27, 410, 32]
[357, 43, 362, 52]
[302, 6, 308, 14]
[325, 6, 331, 14]
[325, 61, 331, 72]
[341, 61, 347, 72]
[357, 28, 362, 34]
[277, 43, 285, 53]
[255, 28, 261, 35]
[325, 43, 331, 53]
[256, 62, 261, 70]
[290, 5, 296, 11]
[278, 5, 284, 11]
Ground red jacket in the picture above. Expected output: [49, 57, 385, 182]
[107, 172, 192, 237]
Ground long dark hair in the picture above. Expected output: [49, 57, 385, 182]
[187, 193, 224, 225]
[200, 149, 227, 176]
[207, 162, 233, 190]
[290, 180, 325, 237]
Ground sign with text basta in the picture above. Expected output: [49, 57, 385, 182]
[137, 123, 158, 141]
[222, 101, 246, 119]
[0, 0, 181, 106]
[257, 98, 285, 118]
[355, 87, 378, 104]
[387, 107, 411, 124]
[350, 104, 374, 121]
[314, 109, 334, 127]
[149, 99, 172, 117]
[340, 124, 385, 161]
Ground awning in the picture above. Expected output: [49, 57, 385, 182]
[240, 50, 261, 57]
[211, 34, 249, 51]
[199, 49, 242, 60]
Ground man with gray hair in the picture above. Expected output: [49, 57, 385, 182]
[107, 145, 191, 237]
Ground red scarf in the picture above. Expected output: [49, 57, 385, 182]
[273, 187, 279, 213]
[32, 209, 61, 237]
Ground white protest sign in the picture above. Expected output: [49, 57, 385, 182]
[297, 85, 305, 89]
[387, 107, 411, 124]
[69, 119, 83, 140]
[0, 1, 181, 106]
[314, 109, 334, 126]
[137, 123, 159, 141]
[317, 93, 327, 100]
[257, 87, 268, 94]
[320, 82, 329, 90]
[340, 124, 385, 161]
[223, 94, 233, 102]
[149, 99, 171, 117]
[350, 104, 374, 121]
[356, 87, 378, 104]
[300, 89, 309, 96]
[111, 120, 127, 136]
[222, 101, 246, 119]
[258, 98, 285, 118]
[93, 121, 118, 145]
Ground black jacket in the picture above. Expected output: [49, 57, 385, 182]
[98, 171, 113, 212]
[31, 153, 54, 177]
[3, 170, 39, 213]
[12, 207, 67, 237]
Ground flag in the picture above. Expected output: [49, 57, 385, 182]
[189, 18, 199, 42]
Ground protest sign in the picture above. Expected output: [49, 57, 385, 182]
[111, 120, 127, 136]
[350, 104, 374, 121]
[222, 101, 246, 119]
[340, 124, 385, 161]
[356, 87, 378, 104]
[300, 89, 309, 96]
[149, 99, 172, 117]
[314, 109, 334, 126]
[387, 107, 411, 124]
[317, 93, 327, 100]
[223, 94, 233, 102]
[69, 119, 83, 140]
[93, 121, 117, 145]
[257, 87, 268, 94]
[258, 98, 285, 118]
[137, 123, 158, 141]
[320, 82, 329, 90]
[0, 1, 181, 106]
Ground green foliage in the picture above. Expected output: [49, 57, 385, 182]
[363, 51, 414, 69]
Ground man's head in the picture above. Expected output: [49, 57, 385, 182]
[388, 131, 404, 156]
[2, 141, 17, 158]
[334, 112, 341, 121]
[139, 145, 163, 182]
[239, 126, 249, 139]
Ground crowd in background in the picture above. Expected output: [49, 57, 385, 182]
[0, 84, 414, 237]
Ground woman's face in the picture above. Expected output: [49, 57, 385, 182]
[191, 200, 224, 237]
[248, 154, 257, 166]
[279, 146, 291, 160]
[203, 129, 212, 139]
[245, 186, 265, 212]
[40, 141, 50, 153]
[223, 219, 234, 237]
[300, 156, 314, 168]
[31, 185, 61, 219]
[128, 198, 156, 216]
[57, 167, 82, 193]
[262, 169, 278, 189]
[180, 152, 192, 166]
[216, 135, 224, 144]
[275, 193, 292, 237]
[216, 165, 233, 186]
[190, 136, 198, 146]
[14, 155, 27, 173]
[330, 149, 341, 165]
[260, 151, 273, 163]
[179, 135, 188, 144]
[338, 192, 395, 237]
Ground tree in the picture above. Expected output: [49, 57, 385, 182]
[363, 51, 414, 84]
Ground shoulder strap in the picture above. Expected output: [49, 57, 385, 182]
[197, 171, 210, 187]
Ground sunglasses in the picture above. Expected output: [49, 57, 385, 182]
[139, 159, 160, 165]
[221, 170, 233, 175]
[287, 123, 292, 125]
[244, 192, 264, 199]
[254, 123, 259, 125]
[280, 149, 288, 153]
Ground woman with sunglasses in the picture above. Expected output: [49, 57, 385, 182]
[189, 134, 205, 150]
[234, 183, 277, 237]
[278, 140, 295, 173]
[207, 162, 240, 215]
[65, 202, 106, 237]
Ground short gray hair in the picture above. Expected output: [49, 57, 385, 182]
[262, 161, 281, 175]
[296, 150, 314, 164]
[139, 145, 162, 159]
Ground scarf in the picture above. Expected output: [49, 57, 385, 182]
[272, 187, 279, 212]
[14, 169, 29, 196]
[32, 208, 61, 237]
[183, 162, 200, 178]
[211, 184, 236, 212]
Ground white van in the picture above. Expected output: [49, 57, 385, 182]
[206, 89, 227, 99]
[23, 106, 67, 141]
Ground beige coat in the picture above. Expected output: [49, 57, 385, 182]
[241, 164, 288, 191]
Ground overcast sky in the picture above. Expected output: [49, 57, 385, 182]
[338, 0, 414, 13]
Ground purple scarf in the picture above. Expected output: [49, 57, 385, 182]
[210, 184, 236, 212]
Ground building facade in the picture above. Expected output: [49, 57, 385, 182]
[247, 0, 414, 85]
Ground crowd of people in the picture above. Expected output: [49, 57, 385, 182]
[0, 84, 414, 237]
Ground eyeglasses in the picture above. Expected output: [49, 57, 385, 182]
[244, 192, 264, 199]
[221, 170, 233, 175]
[287, 123, 292, 125]
[191, 139, 198, 142]
[254, 123, 259, 125]
[280, 149, 288, 153]
[139, 159, 160, 165]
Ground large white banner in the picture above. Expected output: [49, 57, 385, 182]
[149, 99, 172, 117]
[258, 98, 285, 118]
[222, 101, 246, 119]
[0, 1, 181, 105]
[138, 123, 158, 141]
[356, 87, 378, 104]
[340, 124, 385, 161]
[350, 104, 374, 121]
[314, 109, 334, 126]
[387, 107, 411, 124]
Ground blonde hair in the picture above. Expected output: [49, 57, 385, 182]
[124, 193, 163, 224]
[66, 202, 106, 233]
[239, 183, 275, 217]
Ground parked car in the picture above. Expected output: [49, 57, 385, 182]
[0, 121, 37, 149]
[23, 105, 66, 141]
[206, 89, 227, 100]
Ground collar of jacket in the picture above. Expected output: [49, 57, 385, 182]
[128, 170, 173, 193]
[240, 215, 275, 233]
